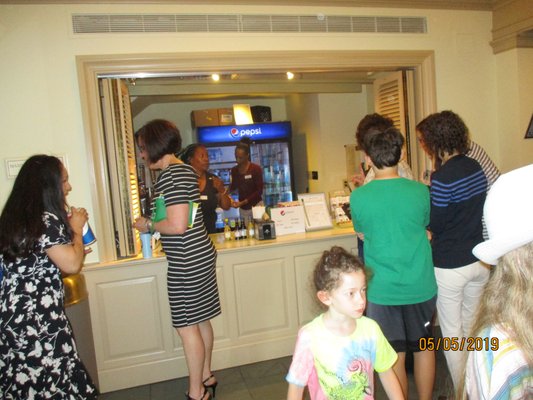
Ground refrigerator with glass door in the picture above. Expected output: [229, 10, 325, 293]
[196, 121, 295, 208]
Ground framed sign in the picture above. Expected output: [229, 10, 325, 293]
[297, 193, 333, 231]
[525, 114, 533, 139]
[270, 205, 306, 236]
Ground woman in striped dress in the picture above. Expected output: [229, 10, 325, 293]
[134, 119, 220, 400]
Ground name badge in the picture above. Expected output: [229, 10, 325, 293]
[200, 195, 208, 200]
[245, 174, 252, 179]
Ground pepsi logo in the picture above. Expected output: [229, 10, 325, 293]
[280, 210, 285, 216]
[230, 128, 239, 137]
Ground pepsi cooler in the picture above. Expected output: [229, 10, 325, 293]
[197, 121, 296, 207]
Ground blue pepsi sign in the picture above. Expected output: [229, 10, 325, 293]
[197, 121, 291, 144]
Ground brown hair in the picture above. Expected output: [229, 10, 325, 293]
[416, 110, 470, 162]
[135, 119, 182, 164]
[355, 113, 394, 152]
[313, 246, 368, 293]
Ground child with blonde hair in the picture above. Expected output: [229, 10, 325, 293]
[286, 246, 403, 400]
[459, 164, 533, 399]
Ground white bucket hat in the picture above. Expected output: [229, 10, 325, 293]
[473, 163, 533, 265]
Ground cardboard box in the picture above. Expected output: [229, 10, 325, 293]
[191, 109, 219, 128]
[218, 108, 234, 125]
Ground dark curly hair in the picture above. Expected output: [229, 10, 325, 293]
[313, 246, 368, 293]
[355, 113, 394, 152]
[416, 110, 470, 162]
[179, 143, 205, 165]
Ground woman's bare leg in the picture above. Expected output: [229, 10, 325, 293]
[176, 324, 206, 399]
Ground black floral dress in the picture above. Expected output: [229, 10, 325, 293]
[0, 212, 97, 399]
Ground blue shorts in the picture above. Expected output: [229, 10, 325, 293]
[366, 296, 437, 353]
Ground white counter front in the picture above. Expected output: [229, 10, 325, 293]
[83, 227, 356, 393]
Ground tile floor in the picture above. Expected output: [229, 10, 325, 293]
[99, 342, 454, 400]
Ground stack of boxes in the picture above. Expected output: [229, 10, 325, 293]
[191, 108, 234, 128]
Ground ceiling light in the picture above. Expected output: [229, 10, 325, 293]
[286, 71, 295, 80]
[211, 74, 220, 81]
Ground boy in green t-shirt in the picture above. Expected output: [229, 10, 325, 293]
[350, 126, 437, 400]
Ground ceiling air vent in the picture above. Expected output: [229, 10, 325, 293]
[72, 13, 427, 35]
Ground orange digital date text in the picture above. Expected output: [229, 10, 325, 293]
[418, 337, 499, 351]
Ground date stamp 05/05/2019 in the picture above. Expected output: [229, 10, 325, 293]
[418, 337, 500, 352]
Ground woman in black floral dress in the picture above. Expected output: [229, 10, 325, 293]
[0, 155, 97, 399]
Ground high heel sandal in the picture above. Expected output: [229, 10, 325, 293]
[202, 374, 218, 398]
[185, 389, 211, 400]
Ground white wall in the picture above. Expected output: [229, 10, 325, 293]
[495, 48, 533, 172]
[3, 3, 532, 262]
[317, 91, 370, 194]
[285, 94, 321, 193]
[284, 90, 370, 196]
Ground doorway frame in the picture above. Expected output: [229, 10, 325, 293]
[77, 50, 437, 262]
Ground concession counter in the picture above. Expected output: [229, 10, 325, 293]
[82, 226, 355, 393]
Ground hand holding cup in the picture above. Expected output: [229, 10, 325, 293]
[69, 207, 89, 235]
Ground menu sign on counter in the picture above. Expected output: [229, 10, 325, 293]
[297, 193, 333, 231]
[270, 206, 306, 236]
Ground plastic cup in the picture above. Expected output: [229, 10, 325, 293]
[140, 232, 152, 258]
[82, 222, 96, 246]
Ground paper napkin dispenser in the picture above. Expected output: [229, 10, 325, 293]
[254, 220, 276, 240]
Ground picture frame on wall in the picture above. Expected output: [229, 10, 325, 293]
[525, 114, 533, 139]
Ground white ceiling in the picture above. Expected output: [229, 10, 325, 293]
[125, 69, 393, 110]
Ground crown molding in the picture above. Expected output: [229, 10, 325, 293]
[491, 0, 533, 53]
[0, 0, 496, 11]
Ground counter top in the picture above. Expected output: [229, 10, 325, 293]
[84, 225, 355, 271]
[211, 224, 354, 253]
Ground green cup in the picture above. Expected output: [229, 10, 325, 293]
[153, 196, 167, 222]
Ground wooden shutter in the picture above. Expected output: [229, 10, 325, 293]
[100, 78, 141, 257]
[373, 70, 419, 180]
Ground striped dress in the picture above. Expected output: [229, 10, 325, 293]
[155, 163, 221, 327]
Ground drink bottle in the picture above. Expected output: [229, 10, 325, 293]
[223, 218, 231, 241]
[230, 218, 237, 241]
[215, 208, 224, 233]
[240, 218, 247, 239]
[247, 219, 255, 239]
[234, 218, 241, 240]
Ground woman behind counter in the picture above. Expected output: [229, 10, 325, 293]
[0, 155, 97, 399]
[229, 141, 264, 220]
[133, 120, 220, 400]
[181, 143, 231, 234]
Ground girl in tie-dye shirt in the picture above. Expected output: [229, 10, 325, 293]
[286, 246, 403, 400]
